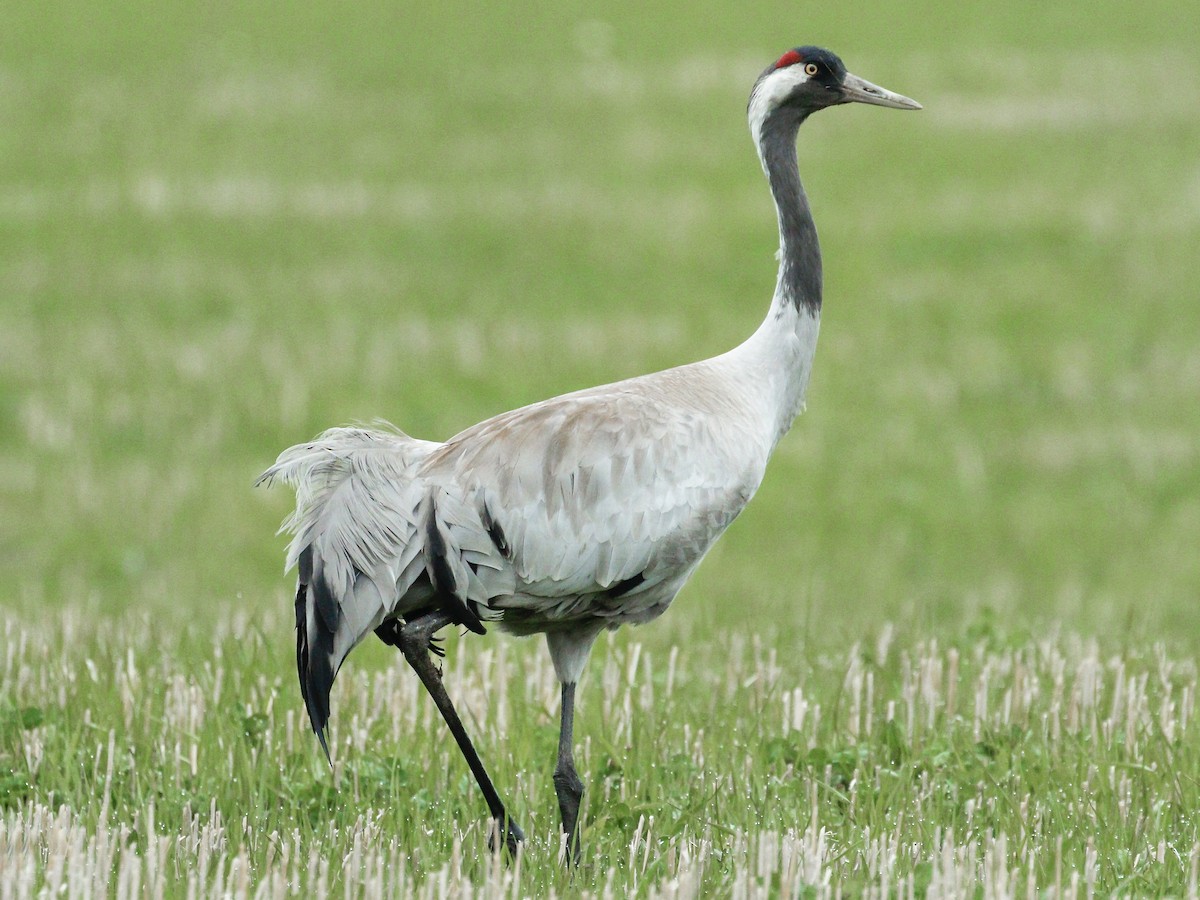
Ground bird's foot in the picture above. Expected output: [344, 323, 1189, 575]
[394, 610, 453, 661]
[486, 816, 525, 859]
[554, 769, 584, 867]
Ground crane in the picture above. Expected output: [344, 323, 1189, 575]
[258, 46, 920, 859]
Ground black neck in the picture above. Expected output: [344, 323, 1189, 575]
[758, 110, 821, 315]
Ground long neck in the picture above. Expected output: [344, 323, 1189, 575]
[757, 111, 821, 315]
[717, 108, 821, 448]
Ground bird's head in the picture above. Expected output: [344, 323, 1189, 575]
[748, 46, 920, 136]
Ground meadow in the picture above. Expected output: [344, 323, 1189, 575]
[3, 0, 1200, 894]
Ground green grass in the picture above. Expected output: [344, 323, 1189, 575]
[3, 0, 1200, 894]
[5, 614, 1200, 894]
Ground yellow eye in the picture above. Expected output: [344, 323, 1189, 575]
[804, 63, 819, 76]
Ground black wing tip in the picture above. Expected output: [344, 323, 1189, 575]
[303, 667, 336, 767]
[303, 679, 334, 767]
[315, 724, 333, 767]
[296, 562, 338, 768]
[301, 648, 337, 756]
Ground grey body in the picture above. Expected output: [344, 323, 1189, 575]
[262, 351, 774, 712]
[259, 45, 919, 855]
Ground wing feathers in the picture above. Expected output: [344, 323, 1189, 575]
[422, 491, 487, 634]
[261, 426, 437, 750]
[264, 366, 769, 756]
[422, 382, 763, 606]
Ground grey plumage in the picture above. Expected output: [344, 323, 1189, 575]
[259, 45, 919, 856]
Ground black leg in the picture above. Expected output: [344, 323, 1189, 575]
[390, 609, 525, 856]
[553, 681, 584, 864]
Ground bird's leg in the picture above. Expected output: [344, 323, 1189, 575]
[393, 609, 524, 857]
[554, 681, 585, 865]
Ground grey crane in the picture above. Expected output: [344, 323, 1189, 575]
[258, 46, 920, 859]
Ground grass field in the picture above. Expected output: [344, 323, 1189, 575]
[3, 0, 1200, 894]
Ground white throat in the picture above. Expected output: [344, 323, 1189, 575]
[721, 296, 821, 448]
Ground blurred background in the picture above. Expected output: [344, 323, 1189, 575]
[2, 0, 1198, 657]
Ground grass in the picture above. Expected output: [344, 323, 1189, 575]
[5, 613, 1200, 895]
[2, 0, 1200, 894]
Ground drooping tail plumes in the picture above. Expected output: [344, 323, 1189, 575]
[257, 425, 440, 761]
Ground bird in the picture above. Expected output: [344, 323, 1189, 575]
[258, 45, 920, 860]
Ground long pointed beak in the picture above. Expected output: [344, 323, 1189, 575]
[840, 72, 922, 110]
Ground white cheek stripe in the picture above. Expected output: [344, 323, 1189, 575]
[747, 67, 812, 164]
